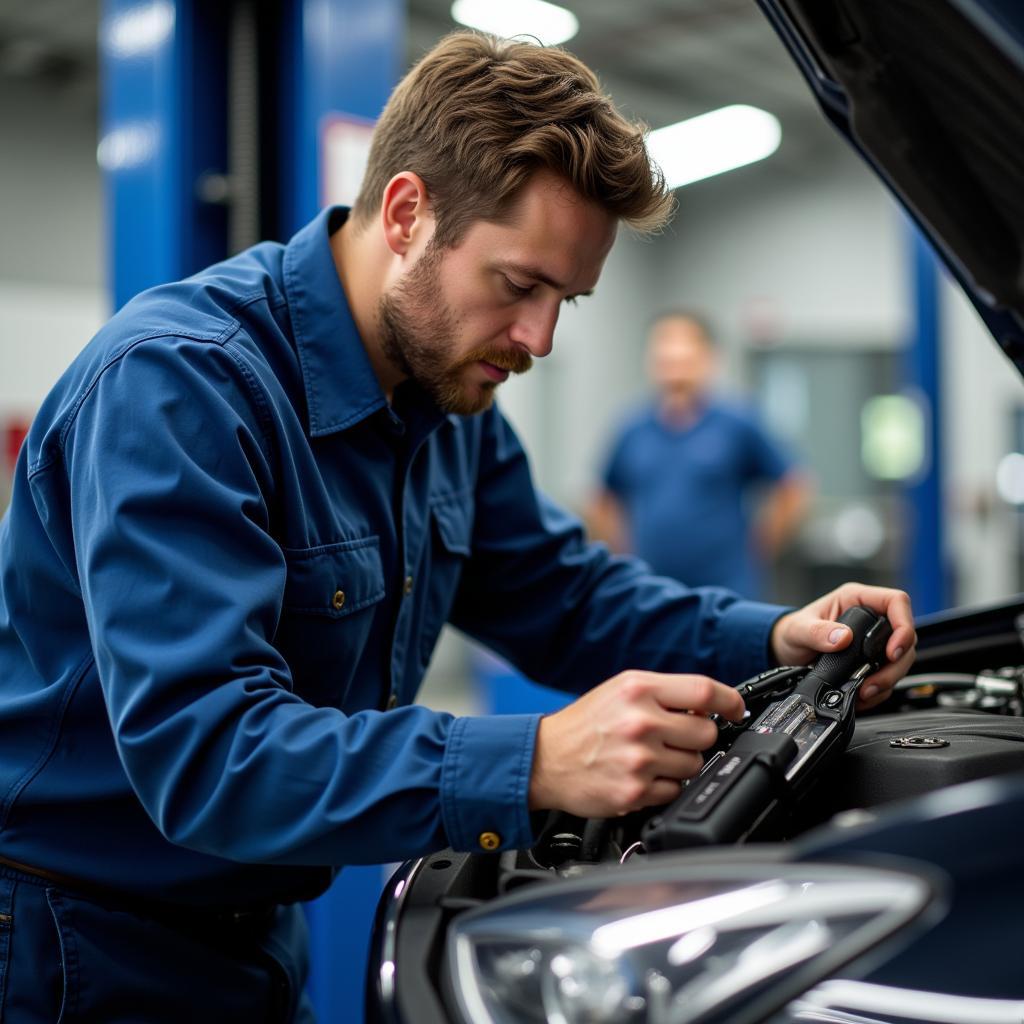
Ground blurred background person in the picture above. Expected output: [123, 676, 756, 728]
[588, 310, 812, 598]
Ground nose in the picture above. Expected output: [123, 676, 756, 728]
[509, 302, 559, 359]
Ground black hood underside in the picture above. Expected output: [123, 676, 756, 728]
[760, 0, 1024, 370]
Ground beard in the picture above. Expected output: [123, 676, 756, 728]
[377, 246, 533, 415]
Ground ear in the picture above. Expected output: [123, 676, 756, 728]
[380, 172, 434, 257]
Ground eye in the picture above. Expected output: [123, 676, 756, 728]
[564, 295, 580, 306]
[503, 277, 533, 299]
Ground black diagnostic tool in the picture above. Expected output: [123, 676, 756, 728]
[643, 606, 893, 852]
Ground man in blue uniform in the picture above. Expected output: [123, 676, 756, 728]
[0, 32, 914, 1021]
[591, 311, 811, 597]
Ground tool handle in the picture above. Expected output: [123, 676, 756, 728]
[802, 605, 892, 691]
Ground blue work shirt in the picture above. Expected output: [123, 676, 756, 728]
[602, 402, 794, 597]
[0, 208, 784, 909]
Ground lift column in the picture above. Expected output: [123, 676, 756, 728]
[904, 225, 951, 615]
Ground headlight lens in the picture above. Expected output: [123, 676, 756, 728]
[448, 861, 934, 1024]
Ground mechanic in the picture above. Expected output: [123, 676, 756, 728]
[589, 310, 811, 597]
[0, 30, 916, 1022]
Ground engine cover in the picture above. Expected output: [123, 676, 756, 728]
[803, 709, 1024, 820]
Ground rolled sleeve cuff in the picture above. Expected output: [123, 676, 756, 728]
[441, 713, 542, 853]
[716, 600, 791, 683]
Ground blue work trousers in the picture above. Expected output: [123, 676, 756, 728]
[0, 865, 316, 1022]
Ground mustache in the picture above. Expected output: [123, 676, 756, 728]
[464, 345, 534, 375]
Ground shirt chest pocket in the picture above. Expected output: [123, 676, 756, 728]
[418, 494, 473, 665]
[275, 538, 386, 707]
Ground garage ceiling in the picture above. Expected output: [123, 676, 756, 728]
[0, 0, 852, 179]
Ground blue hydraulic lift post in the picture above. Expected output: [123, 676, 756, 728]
[278, 0, 404, 237]
[100, 0, 229, 311]
[278, 3, 403, 1021]
[904, 224, 949, 615]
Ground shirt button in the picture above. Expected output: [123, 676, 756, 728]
[403, 575, 414, 596]
[478, 831, 501, 851]
[386, 693, 398, 710]
[332, 590, 346, 610]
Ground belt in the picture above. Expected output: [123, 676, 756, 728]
[0, 853, 278, 929]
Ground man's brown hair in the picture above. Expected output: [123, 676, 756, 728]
[351, 31, 674, 246]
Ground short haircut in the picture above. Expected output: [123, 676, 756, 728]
[648, 309, 717, 346]
[352, 31, 675, 247]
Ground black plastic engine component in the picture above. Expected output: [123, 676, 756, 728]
[791, 708, 1024, 830]
[642, 606, 891, 851]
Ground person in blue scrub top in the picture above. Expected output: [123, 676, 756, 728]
[590, 311, 812, 598]
[0, 31, 914, 1022]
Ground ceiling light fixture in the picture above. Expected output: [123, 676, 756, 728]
[648, 104, 782, 189]
[450, 0, 579, 46]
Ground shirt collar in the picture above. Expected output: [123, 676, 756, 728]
[282, 206, 388, 437]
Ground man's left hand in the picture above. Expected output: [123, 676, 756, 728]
[770, 582, 917, 711]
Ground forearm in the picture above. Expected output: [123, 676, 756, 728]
[454, 509, 786, 691]
[585, 490, 629, 552]
[114, 688, 539, 864]
[755, 473, 812, 557]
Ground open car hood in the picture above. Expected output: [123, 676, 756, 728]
[757, 0, 1024, 371]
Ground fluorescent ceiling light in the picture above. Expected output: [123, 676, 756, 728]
[648, 104, 782, 190]
[450, 0, 579, 46]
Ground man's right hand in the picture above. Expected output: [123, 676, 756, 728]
[528, 671, 746, 818]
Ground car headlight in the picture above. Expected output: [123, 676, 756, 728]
[447, 860, 937, 1024]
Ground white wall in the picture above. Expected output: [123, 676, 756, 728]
[0, 78, 103, 289]
[0, 76, 106, 426]
[941, 279, 1024, 605]
[0, 77, 107, 511]
[0, 280, 106, 406]
[649, 151, 909, 353]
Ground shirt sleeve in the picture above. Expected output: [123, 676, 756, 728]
[451, 407, 789, 692]
[62, 335, 537, 863]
